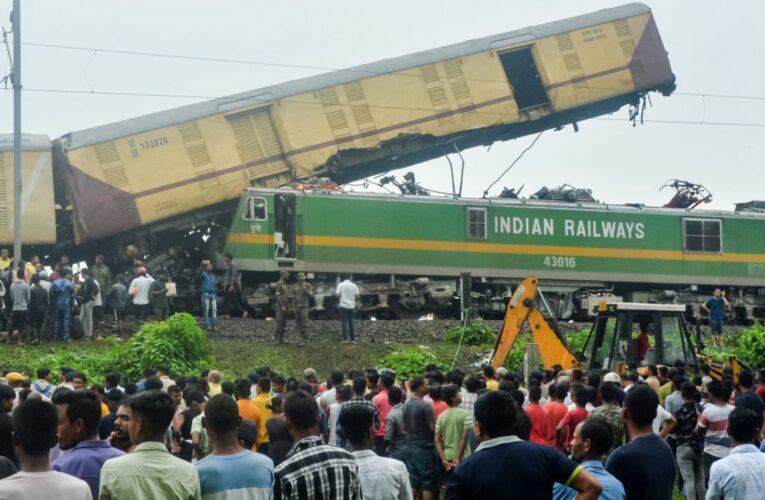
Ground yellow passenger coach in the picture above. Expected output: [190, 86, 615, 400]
[0, 134, 56, 245]
[58, 2, 674, 245]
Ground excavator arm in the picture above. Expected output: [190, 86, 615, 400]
[490, 276, 580, 371]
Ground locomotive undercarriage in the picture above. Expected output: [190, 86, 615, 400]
[243, 273, 765, 323]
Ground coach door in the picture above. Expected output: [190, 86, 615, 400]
[274, 193, 297, 260]
[499, 47, 550, 110]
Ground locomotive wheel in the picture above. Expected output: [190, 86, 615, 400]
[390, 296, 431, 320]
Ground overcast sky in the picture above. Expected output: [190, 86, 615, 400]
[0, 0, 762, 210]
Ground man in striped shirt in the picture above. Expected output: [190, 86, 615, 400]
[707, 408, 765, 500]
[695, 380, 734, 485]
[274, 391, 360, 500]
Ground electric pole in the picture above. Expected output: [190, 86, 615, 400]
[11, 0, 21, 268]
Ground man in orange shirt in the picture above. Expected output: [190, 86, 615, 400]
[252, 377, 273, 454]
[524, 385, 548, 445]
[235, 379, 261, 450]
[545, 383, 570, 449]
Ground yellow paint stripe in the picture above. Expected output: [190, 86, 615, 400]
[228, 233, 272, 244]
[229, 233, 765, 264]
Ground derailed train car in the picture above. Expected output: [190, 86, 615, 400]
[0, 135, 56, 245]
[41, 2, 672, 264]
[226, 188, 765, 321]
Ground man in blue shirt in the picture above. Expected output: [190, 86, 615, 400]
[708, 408, 765, 500]
[50, 271, 74, 341]
[701, 288, 730, 348]
[52, 390, 125, 499]
[553, 419, 625, 500]
[198, 260, 219, 331]
[445, 391, 602, 500]
[196, 394, 273, 500]
[606, 385, 676, 500]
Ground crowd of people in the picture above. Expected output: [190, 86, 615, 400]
[0, 249, 171, 345]
[0, 360, 764, 499]
[0, 249, 367, 345]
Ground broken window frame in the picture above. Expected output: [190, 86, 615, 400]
[682, 217, 722, 254]
[466, 207, 487, 240]
[241, 196, 268, 222]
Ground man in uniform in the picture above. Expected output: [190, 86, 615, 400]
[274, 271, 290, 344]
[91, 255, 111, 330]
[293, 272, 313, 345]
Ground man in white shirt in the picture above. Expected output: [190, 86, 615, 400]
[340, 404, 411, 500]
[707, 407, 765, 500]
[652, 403, 676, 438]
[335, 275, 360, 343]
[0, 399, 91, 500]
[128, 267, 154, 323]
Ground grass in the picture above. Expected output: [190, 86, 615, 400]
[0, 337, 488, 383]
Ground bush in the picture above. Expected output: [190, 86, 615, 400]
[37, 342, 120, 384]
[735, 322, 765, 369]
[445, 319, 496, 346]
[115, 313, 212, 381]
[502, 335, 530, 371]
[567, 328, 591, 355]
[701, 345, 738, 361]
[379, 349, 440, 379]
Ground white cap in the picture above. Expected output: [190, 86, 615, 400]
[603, 372, 621, 383]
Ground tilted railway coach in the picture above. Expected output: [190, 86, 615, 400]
[226, 188, 765, 321]
[33, 2, 672, 264]
[0, 135, 56, 245]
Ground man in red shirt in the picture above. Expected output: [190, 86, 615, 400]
[430, 384, 449, 418]
[755, 370, 765, 404]
[545, 383, 570, 449]
[637, 321, 651, 361]
[557, 387, 590, 452]
[372, 372, 394, 454]
[524, 385, 548, 445]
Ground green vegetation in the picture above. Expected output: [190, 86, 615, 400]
[567, 328, 591, 355]
[502, 336, 530, 370]
[732, 322, 765, 369]
[0, 313, 211, 383]
[445, 319, 495, 346]
[0, 329, 486, 384]
[116, 313, 212, 381]
[379, 349, 442, 379]
[698, 322, 765, 369]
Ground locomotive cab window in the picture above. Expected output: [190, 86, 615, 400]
[242, 197, 267, 221]
[683, 218, 721, 253]
[467, 207, 487, 240]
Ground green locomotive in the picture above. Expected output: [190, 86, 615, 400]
[225, 188, 765, 320]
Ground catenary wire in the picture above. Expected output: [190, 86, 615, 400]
[3, 87, 765, 129]
[17, 40, 765, 102]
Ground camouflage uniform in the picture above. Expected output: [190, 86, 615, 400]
[274, 272, 290, 343]
[91, 263, 111, 294]
[587, 404, 625, 449]
[293, 273, 313, 342]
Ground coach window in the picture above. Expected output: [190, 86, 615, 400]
[467, 207, 487, 240]
[682, 218, 721, 253]
[242, 197, 267, 221]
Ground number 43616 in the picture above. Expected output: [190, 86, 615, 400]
[543, 256, 576, 268]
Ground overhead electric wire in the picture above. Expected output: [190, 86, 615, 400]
[17, 39, 765, 102]
[3, 86, 765, 130]
[483, 131, 545, 197]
